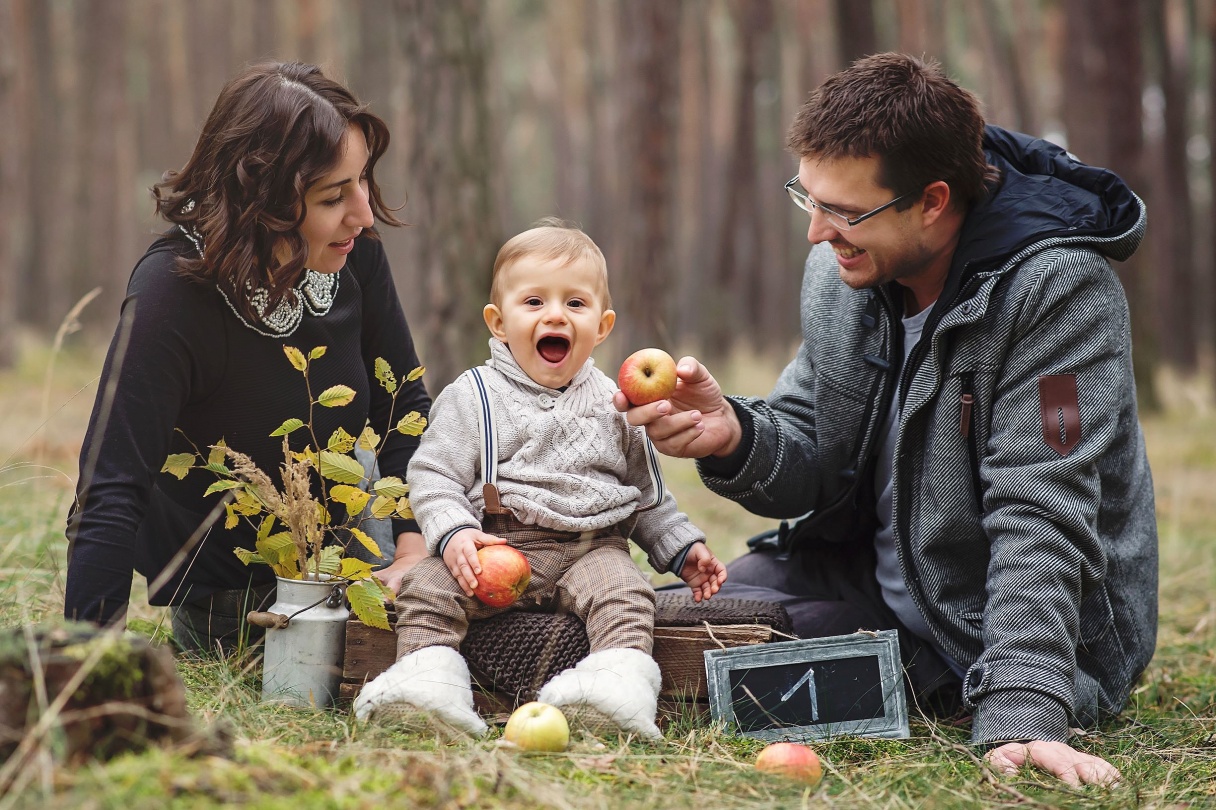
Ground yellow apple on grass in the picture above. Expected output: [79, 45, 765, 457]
[617, 348, 678, 406]
[503, 701, 569, 752]
[755, 741, 823, 786]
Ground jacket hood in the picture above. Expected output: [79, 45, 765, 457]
[952, 126, 1145, 279]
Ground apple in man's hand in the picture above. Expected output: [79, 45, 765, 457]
[472, 545, 530, 608]
[755, 742, 823, 787]
[503, 701, 570, 752]
[617, 348, 678, 406]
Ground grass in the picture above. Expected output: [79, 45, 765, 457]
[1, 338, 1214, 808]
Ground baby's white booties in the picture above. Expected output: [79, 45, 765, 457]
[353, 645, 488, 735]
[537, 647, 663, 740]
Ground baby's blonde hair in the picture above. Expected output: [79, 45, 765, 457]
[490, 217, 611, 308]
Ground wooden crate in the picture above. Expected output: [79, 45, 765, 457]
[340, 618, 773, 707]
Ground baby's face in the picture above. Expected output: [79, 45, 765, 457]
[483, 255, 615, 389]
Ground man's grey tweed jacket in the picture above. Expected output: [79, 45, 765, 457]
[698, 126, 1157, 746]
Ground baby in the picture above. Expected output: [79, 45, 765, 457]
[355, 219, 726, 738]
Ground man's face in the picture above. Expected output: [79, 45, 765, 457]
[797, 154, 937, 295]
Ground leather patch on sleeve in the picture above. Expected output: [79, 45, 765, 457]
[1038, 374, 1081, 456]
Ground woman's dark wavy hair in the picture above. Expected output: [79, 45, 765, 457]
[153, 61, 402, 321]
[787, 53, 999, 211]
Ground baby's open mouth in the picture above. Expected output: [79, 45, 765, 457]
[537, 336, 570, 364]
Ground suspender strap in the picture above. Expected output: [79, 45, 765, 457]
[641, 436, 666, 510]
[469, 368, 507, 514]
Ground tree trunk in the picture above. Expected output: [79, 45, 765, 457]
[0, 0, 27, 367]
[396, 0, 500, 389]
[833, 0, 877, 67]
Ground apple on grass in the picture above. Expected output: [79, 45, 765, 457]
[503, 701, 570, 752]
[472, 545, 531, 608]
[618, 348, 678, 407]
[755, 741, 823, 787]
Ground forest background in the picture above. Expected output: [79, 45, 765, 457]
[1, 0, 1214, 400]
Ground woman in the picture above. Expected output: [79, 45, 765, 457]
[64, 61, 429, 654]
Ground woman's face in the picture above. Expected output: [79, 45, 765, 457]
[298, 124, 374, 274]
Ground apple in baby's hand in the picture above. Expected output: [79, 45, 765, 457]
[617, 348, 678, 406]
[472, 545, 531, 608]
[755, 742, 823, 786]
[503, 701, 570, 752]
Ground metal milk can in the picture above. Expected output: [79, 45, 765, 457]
[250, 575, 349, 708]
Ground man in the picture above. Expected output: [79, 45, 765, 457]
[616, 53, 1156, 786]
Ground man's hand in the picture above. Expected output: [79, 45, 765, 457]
[985, 740, 1121, 788]
[612, 356, 742, 459]
[678, 543, 728, 602]
[441, 528, 508, 597]
[372, 531, 428, 594]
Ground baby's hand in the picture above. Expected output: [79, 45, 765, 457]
[442, 528, 508, 597]
[679, 542, 727, 602]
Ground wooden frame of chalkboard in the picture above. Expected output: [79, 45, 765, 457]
[704, 629, 909, 742]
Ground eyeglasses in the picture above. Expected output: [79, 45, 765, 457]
[784, 176, 916, 231]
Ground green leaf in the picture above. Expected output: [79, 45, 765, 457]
[358, 426, 380, 451]
[347, 582, 391, 630]
[369, 495, 397, 520]
[315, 545, 342, 576]
[161, 453, 196, 480]
[349, 527, 382, 559]
[317, 385, 356, 408]
[207, 440, 228, 467]
[374, 357, 397, 394]
[308, 345, 327, 360]
[327, 426, 356, 454]
[395, 412, 426, 436]
[270, 418, 305, 437]
[256, 531, 297, 565]
[233, 548, 268, 566]
[203, 462, 230, 475]
[283, 346, 308, 372]
[204, 479, 243, 497]
[406, 365, 425, 382]
[372, 476, 408, 499]
[340, 558, 376, 580]
[329, 484, 371, 514]
[319, 451, 365, 485]
[257, 515, 276, 542]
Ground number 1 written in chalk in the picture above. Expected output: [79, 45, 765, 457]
[780, 667, 819, 722]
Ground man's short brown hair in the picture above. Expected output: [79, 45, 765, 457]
[490, 217, 611, 308]
[787, 53, 998, 210]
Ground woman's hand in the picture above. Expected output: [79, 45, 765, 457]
[372, 531, 428, 594]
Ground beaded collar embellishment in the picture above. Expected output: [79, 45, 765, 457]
[180, 221, 339, 338]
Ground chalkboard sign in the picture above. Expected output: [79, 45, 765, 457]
[704, 629, 909, 742]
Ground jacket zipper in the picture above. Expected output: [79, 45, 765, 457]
[959, 371, 984, 511]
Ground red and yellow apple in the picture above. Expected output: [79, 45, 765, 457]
[617, 348, 678, 406]
[755, 741, 823, 787]
[472, 545, 531, 608]
[503, 701, 570, 752]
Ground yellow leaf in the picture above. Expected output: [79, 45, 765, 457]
[161, 453, 195, 480]
[257, 532, 297, 565]
[316, 502, 331, 524]
[341, 558, 375, 580]
[309, 345, 327, 360]
[233, 547, 266, 565]
[329, 485, 371, 514]
[372, 476, 408, 499]
[370, 496, 397, 520]
[406, 366, 425, 382]
[358, 426, 380, 451]
[224, 505, 239, 530]
[347, 582, 390, 629]
[207, 440, 228, 467]
[270, 418, 305, 437]
[283, 345, 308, 372]
[234, 490, 263, 516]
[319, 451, 365, 485]
[257, 515, 276, 542]
[395, 412, 427, 436]
[349, 527, 382, 559]
[327, 426, 356, 454]
[396, 498, 414, 520]
[317, 385, 356, 408]
[374, 357, 397, 394]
